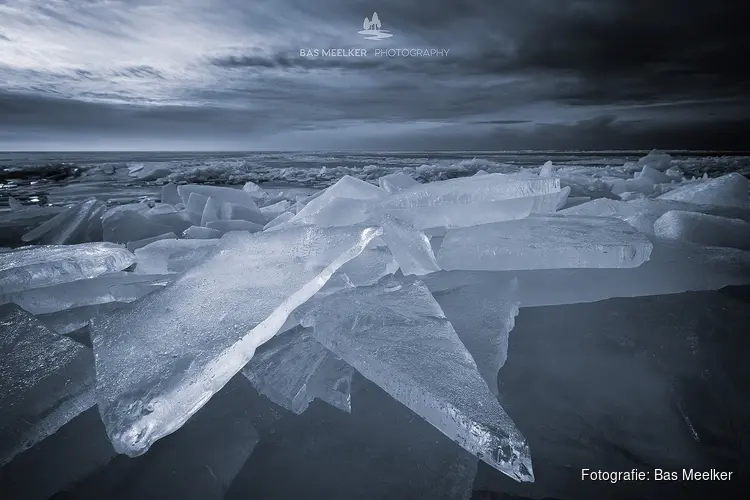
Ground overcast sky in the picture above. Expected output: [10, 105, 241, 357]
[0, 0, 748, 151]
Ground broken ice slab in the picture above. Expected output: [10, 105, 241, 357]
[178, 184, 261, 210]
[101, 202, 151, 222]
[373, 197, 541, 230]
[206, 219, 264, 234]
[0, 242, 135, 295]
[653, 211, 750, 251]
[161, 183, 181, 205]
[378, 172, 420, 193]
[381, 214, 440, 276]
[22, 197, 105, 245]
[63, 376, 259, 500]
[0, 304, 95, 467]
[369, 174, 563, 229]
[103, 210, 175, 244]
[220, 201, 267, 226]
[200, 197, 221, 227]
[131, 164, 170, 181]
[425, 238, 750, 307]
[36, 301, 130, 335]
[561, 197, 750, 234]
[92, 225, 382, 456]
[305, 351, 354, 413]
[259, 200, 292, 218]
[559, 198, 639, 218]
[242, 325, 352, 414]
[657, 173, 749, 209]
[242, 180, 267, 197]
[433, 278, 519, 395]
[134, 238, 220, 274]
[186, 192, 208, 226]
[327, 242, 399, 290]
[300, 279, 534, 482]
[437, 215, 653, 271]
[0, 205, 64, 247]
[375, 173, 560, 211]
[636, 149, 673, 172]
[284, 176, 386, 228]
[0, 272, 172, 315]
[182, 225, 222, 239]
[263, 211, 293, 230]
[125, 232, 177, 252]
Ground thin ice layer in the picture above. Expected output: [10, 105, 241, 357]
[0, 304, 95, 467]
[433, 279, 519, 395]
[220, 202, 267, 225]
[37, 301, 130, 336]
[92, 225, 381, 456]
[378, 172, 420, 193]
[200, 197, 221, 227]
[134, 238, 220, 274]
[657, 173, 749, 209]
[653, 211, 750, 250]
[424, 237, 750, 307]
[22, 198, 104, 245]
[300, 279, 534, 482]
[562, 197, 750, 234]
[241, 326, 350, 414]
[0, 242, 134, 295]
[305, 351, 354, 413]
[369, 174, 562, 229]
[125, 232, 176, 252]
[437, 215, 653, 271]
[182, 226, 222, 239]
[178, 184, 260, 210]
[103, 211, 174, 244]
[0, 272, 172, 315]
[206, 219, 264, 234]
[376, 173, 560, 210]
[381, 214, 440, 276]
[284, 176, 386, 228]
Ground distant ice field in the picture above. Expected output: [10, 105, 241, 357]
[1, 150, 749, 208]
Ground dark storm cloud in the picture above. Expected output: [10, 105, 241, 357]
[1, 0, 748, 149]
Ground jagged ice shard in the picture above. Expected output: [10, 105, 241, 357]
[300, 279, 534, 482]
[437, 215, 653, 271]
[381, 214, 440, 276]
[0, 242, 134, 295]
[0, 304, 95, 467]
[92, 225, 381, 456]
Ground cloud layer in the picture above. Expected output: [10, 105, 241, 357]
[0, 0, 748, 150]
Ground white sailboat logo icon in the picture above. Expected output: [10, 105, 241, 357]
[358, 12, 393, 40]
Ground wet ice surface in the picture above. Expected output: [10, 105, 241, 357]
[1, 150, 749, 500]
